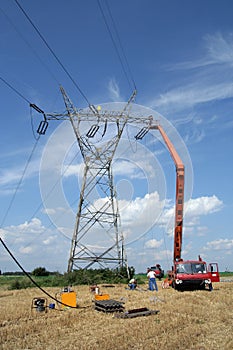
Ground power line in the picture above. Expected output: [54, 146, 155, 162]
[0, 77, 31, 104]
[14, 0, 92, 108]
[0, 76, 45, 139]
[19, 149, 82, 250]
[97, 0, 137, 93]
[104, 0, 137, 91]
[0, 137, 40, 228]
[0, 5, 59, 85]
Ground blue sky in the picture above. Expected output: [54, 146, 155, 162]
[0, 0, 232, 273]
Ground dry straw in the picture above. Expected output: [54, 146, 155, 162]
[0, 281, 232, 349]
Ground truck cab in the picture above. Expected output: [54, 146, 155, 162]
[173, 259, 220, 291]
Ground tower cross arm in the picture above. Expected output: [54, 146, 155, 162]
[45, 110, 158, 126]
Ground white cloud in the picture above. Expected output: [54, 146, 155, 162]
[204, 32, 233, 66]
[157, 195, 223, 235]
[112, 159, 141, 177]
[108, 78, 121, 101]
[149, 32, 233, 113]
[19, 246, 34, 254]
[42, 208, 56, 215]
[153, 82, 233, 112]
[15, 218, 46, 235]
[119, 192, 164, 227]
[62, 163, 84, 177]
[42, 207, 71, 216]
[83, 193, 223, 244]
[166, 32, 233, 70]
[184, 195, 223, 217]
[43, 236, 56, 245]
[0, 218, 46, 245]
[145, 239, 163, 249]
[204, 238, 233, 251]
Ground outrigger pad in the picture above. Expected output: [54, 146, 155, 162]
[114, 307, 160, 319]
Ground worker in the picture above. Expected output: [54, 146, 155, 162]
[128, 278, 137, 290]
[90, 284, 100, 295]
[147, 269, 158, 291]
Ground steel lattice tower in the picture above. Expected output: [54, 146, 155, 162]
[62, 87, 132, 272]
[43, 86, 155, 273]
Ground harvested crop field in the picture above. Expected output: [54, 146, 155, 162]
[0, 280, 232, 350]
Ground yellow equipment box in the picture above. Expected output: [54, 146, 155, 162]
[94, 293, 110, 301]
[61, 291, 77, 308]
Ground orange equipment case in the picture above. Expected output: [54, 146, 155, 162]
[61, 291, 77, 308]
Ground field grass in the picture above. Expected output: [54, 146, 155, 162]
[0, 279, 232, 350]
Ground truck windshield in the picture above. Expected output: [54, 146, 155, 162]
[176, 263, 192, 274]
[176, 263, 207, 274]
[191, 263, 207, 274]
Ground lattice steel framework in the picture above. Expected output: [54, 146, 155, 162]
[44, 86, 157, 272]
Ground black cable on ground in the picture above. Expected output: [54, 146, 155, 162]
[0, 236, 78, 309]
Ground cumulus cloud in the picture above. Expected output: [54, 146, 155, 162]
[184, 195, 223, 217]
[119, 192, 164, 227]
[144, 239, 163, 249]
[0, 192, 225, 271]
[12, 218, 46, 235]
[82, 193, 223, 244]
[204, 238, 233, 251]
[0, 217, 71, 271]
[157, 195, 223, 235]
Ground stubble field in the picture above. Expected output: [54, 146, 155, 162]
[0, 280, 232, 350]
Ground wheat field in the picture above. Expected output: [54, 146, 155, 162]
[0, 280, 232, 350]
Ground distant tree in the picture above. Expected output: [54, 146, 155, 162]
[32, 267, 49, 276]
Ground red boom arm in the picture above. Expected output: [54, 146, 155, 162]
[150, 124, 185, 262]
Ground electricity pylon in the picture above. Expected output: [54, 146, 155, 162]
[62, 87, 132, 272]
[42, 86, 155, 273]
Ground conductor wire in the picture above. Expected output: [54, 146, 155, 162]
[0, 77, 31, 104]
[0, 137, 40, 228]
[14, 0, 92, 108]
[97, 0, 137, 93]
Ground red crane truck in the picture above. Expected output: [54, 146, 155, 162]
[150, 123, 220, 291]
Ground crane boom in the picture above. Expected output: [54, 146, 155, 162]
[150, 124, 185, 262]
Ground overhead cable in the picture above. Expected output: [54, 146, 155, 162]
[104, 0, 137, 91]
[0, 137, 40, 229]
[97, 0, 137, 93]
[0, 77, 31, 104]
[0, 5, 59, 84]
[14, 0, 92, 108]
